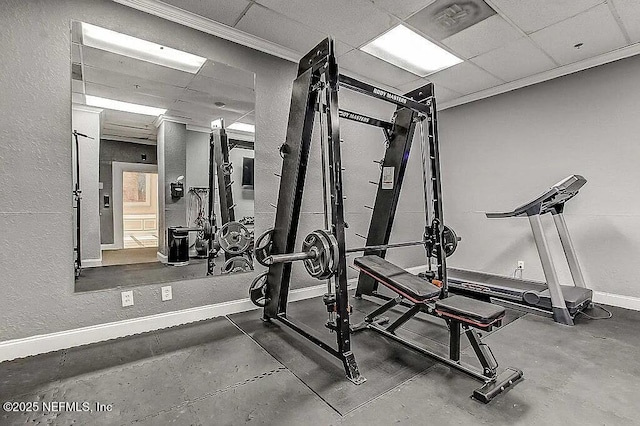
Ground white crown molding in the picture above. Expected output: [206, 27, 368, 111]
[72, 103, 103, 114]
[113, 0, 301, 62]
[185, 124, 212, 134]
[153, 114, 190, 128]
[439, 41, 640, 110]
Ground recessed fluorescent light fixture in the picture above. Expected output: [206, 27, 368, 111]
[85, 95, 167, 116]
[228, 122, 255, 133]
[361, 25, 462, 77]
[81, 23, 206, 74]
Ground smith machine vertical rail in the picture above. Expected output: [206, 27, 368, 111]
[355, 83, 448, 300]
[261, 37, 435, 384]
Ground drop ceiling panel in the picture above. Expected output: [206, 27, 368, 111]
[168, 104, 243, 126]
[196, 61, 255, 90]
[370, 0, 437, 20]
[471, 37, 556, 82]
[72, 43, 81, 63]
[432, 84, 462, 102]
[235, 5, 328, 54]
[186, 75, 255, 104]
[427, 61, 504, 95]
[71, 79, 84, 94]
[82, 46, 194, 87]
[406, 0, 497, 42]
[256, 0, 399, 47]
[84, 82, 176, 110]
[441, 15, 522, 58]
[102, 110, 157, 127]
[83, 67, 187, 100]
[489, 0, 604, 33]
[612, 0, 640, 42]
[178, 89, 254, 114]
[160, 0, 251, 26]
[530, 4, 626, 66]
[339, 49, 424, 89]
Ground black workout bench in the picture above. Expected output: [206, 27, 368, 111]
[353, 255, 523, 403]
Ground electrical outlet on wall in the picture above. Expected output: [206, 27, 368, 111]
[161, 286, 172, 301]
[121, 291, 134, 307]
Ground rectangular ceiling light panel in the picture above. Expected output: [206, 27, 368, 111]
[85, 95, 167, 116]
[228, 122, 255, 133]
[82, 23, 206, 74]
[362, 25, 462, 77]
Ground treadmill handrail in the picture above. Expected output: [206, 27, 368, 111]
[486, 175, 586, 218]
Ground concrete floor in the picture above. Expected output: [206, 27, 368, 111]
[1, 297, 638, 425]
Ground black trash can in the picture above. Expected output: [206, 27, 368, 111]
[168, 227, 190, 266]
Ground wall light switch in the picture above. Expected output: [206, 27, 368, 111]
[161, 286, 172, 301]
[121, 290, 134, 307]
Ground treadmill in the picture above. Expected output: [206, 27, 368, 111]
[448, 175, 593, 325]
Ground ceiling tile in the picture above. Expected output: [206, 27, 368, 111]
[235, 5, 327, 54]
[612, 0, 640, 42]
[160, 0, 251, 26]
[441, 15, 522, 58]
[335, 40, 355, 57]
[490, 0, 603, 33]
[405, 0, 497, 42]
[83, 67, 187, 99]
[179, 88, 254, 114]
[197, 60, 255, 89]
[370, 0, 436, 20]
[102, 110, 157, 128]
[256, 0, 399, 47]
[432, 85, 462, 102]
[396, 78, 429, 93]
[84, 82, 176, 110]
[529, 4, 627, 66]
[426, 61, 504, 94]
[471, 37, 556, 82]
[82, 46, 194, 87]
[339, 49, 425, 88]
[186, 75, 255, 104]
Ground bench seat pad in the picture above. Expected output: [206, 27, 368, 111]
[435, 295, 505, 325]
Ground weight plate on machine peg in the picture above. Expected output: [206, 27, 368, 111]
[431, 226, 460, 258]
[249, 271, 269, 307]
[221, 163, 233, 176]
[217, 221, 251, 255]
[302, 230, 338, 279]
[254, 228, 274, 267]
[223, 256, 254, 274]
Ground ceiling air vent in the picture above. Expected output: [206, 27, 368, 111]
[406, 0, 496, 41]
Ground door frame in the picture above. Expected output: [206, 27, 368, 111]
[112, 161, 159, 249]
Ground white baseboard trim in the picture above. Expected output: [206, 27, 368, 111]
[157, 252, 168, 263]
[407, 263, 640, 312]
[101, 244, 118, 251]
[82, 258, 102, 268]
[593, 291, 640, 312]
[0, 282, 351, 363]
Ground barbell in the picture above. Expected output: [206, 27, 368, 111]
[253, 226, 460, 280]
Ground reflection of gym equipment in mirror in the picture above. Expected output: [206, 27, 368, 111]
[447, 175, 596, 325]
[248, 37, 522, 402]
[72, 129, 95, 278]
[70, 20, 255, 292]
[167, 122, 254, 276]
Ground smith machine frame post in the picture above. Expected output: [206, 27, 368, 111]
[355, 84, 449, 299]
[72, 130, 94, 278]
[262, 37, 437, 384]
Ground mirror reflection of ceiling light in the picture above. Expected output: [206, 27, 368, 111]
[227, 123, 255, 133]
[85, 95, 167, 116]
[361, 25, 462, 77]
[81, 23, 207, 74]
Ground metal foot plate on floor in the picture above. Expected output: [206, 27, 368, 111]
[472, 367, 523, 403]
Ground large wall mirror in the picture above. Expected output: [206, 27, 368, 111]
[71, 21, 256, 292]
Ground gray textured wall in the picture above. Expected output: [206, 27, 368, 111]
[99, 140, 157, 244]
[158, 121, 187, 256]
[437, 55, 640, 299]
[0, 0, 297, 341]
